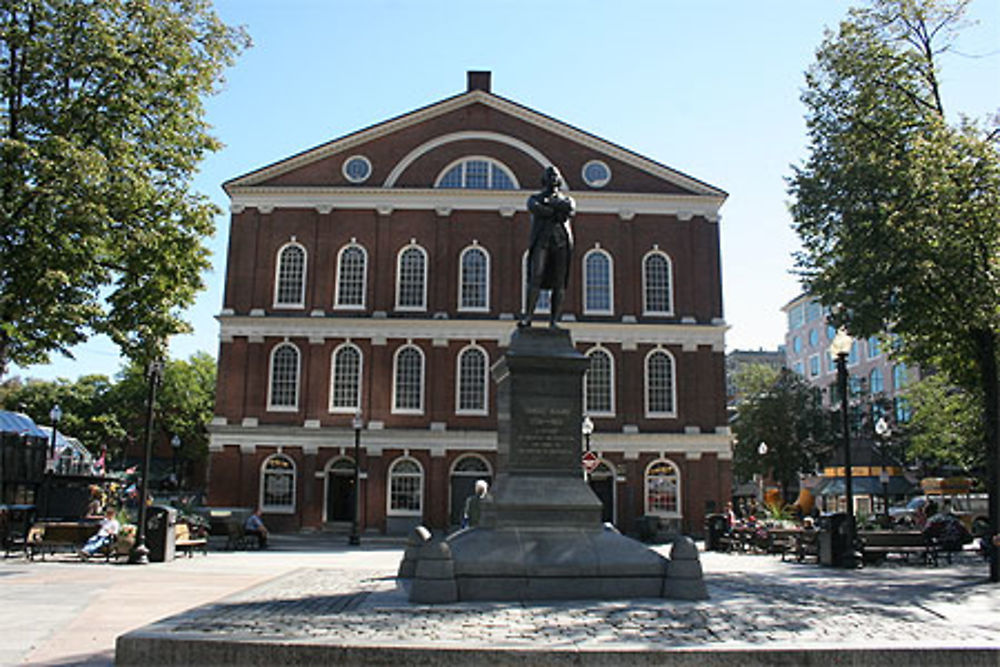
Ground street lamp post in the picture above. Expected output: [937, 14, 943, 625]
[829, 328, 856, 567]
[581, 416, 594, 481]
[171, 434, 181, 488]
[349, 411, 364, 546]
[757, 442, 768, 504]
[48, 404, 62, 466]
[129, 360, 163, 565]
[875, 417, 891, 520]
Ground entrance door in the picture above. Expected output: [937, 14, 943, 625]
[449, 455, 493, 528]
[588, 462, 615, 524]
[326, 459, 356, 522]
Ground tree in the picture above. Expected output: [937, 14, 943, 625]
[110, 352, 216, 470]
[732, 367, 833, 502]
[0, 0, 248, 376]
[904, 373, 983, 473]
[788, 0, 1000, 579]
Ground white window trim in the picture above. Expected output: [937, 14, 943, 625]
[394, 243, 428, 312]
[334, 242, 368, 311]
[448, 453, 493, 478]
[644, 348, 678, 419]
[581, 159, 612, 188]
[583, 247, 614, 316]
[392, 344, 425, 415]
[455, 343, 490, 416]
[341, 154, 372, 184]
[328, 342, 363, 414]
[267, 342, 300, 412]
[584, 346, 616, 417]
[259, 453, 297, 514]
[457, 244, 491, 313]
[644, 458, 681, 518]
[386, 456, 424, 517]
[433, 155, 520, 190]
[641, 249, 674, 316]
[808, 353, 821, 378]
[272, 241, 307, 309]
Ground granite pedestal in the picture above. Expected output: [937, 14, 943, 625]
[407, 327, 707, 603]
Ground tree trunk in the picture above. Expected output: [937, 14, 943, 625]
[974, 329, 1000, 583]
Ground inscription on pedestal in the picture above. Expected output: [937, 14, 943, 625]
[511, 404, 576, 469]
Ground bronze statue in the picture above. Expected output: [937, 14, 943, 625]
[519, 166, 575, 328]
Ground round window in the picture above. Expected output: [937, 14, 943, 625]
[342, 155, 372, 183]
[582, 160, 611, 188]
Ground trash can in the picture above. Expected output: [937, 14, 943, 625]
[818, 512, 850, 567]
[144, 505, 177, 563]
[705, 514, 729, 551]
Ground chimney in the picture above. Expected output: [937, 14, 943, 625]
[467, 71, 491, 93]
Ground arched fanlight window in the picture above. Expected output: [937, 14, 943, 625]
[435, 157, 518, 190]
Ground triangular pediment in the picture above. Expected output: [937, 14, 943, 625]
[224, 89, 726, 200]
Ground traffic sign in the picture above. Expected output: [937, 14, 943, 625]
[582, 450, 600, 473]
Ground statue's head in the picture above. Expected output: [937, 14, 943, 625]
[541, 165, 563, 189]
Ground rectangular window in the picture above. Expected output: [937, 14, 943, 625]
[788, 304, 805, 330]
[809, 355, 821, 378]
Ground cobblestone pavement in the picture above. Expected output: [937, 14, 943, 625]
[158, 549, 1000, 650]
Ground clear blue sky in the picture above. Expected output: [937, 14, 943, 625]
[12, 0, 1000, 382]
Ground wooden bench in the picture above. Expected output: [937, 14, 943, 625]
[27, 522, 100, 560]
[861, 530, 939, 566]
[175, 523, 208, 557]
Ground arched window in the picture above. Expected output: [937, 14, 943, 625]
[645, 459, 680, 517]
[642, 251, 673, 315]
[867, 336, 882, 359]
[387, 457, 423, 516]
[521, 250, 551, 314]
[260, 454, 296, 513]
[268, 343, 300, 411]
[456, 345, 489, 415]
[396, 244, 427, 311]
[335, 243, 367, 309]
[583, 249, 613, 314]
[393, 344, 424, 414]
[869, 367, 884, 394]
[274, 242, 306, 308]
[645, 349, 676, 417]
[329, 343, 362, 413]
[435, 157, 518, 190]
[585, 347, 614, 416]
[459, 245, 490, 311]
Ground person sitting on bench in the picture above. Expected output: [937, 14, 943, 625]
[244, 508, 268, 549]
[79, 508, 120, 559]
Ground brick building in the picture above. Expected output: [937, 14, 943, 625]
[206, 72, 732, 537]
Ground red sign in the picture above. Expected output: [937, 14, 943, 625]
[582, 451, 600, 473]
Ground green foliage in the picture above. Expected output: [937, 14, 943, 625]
[0, 352, 216, 465]
[788, 0, 999, 502]
[732, 368, 834, 497]
[904, 373, 983, 471]
[0, 0, 249, 376]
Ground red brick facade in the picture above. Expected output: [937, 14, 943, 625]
[208, 73, 732, 537]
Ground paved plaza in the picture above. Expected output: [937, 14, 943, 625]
[1, 534, 998, 665]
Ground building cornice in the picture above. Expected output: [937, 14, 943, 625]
[207, 423, 733, 456]
[216, 315, 728, 350]
[226, 186, 724, 221]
